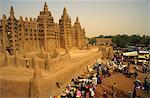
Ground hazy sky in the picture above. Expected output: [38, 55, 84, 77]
[0, 0, 150, 37]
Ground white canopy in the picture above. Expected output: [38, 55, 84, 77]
[139, 51, 149, 54]
[123, 51, 138, 57]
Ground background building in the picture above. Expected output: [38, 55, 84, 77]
[96, 38, 113, 58]
[96, 38, 112, 46]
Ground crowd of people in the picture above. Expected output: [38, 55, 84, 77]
[113, 53, 150, 98]
[50, 52, 149, 98]
[50, 58, 118, 98]
[142, 61, 150, 74]
[127, 76, 150, 98]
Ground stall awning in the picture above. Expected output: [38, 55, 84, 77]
[123, 51, 138, 56]
[139, 51, 149, 54]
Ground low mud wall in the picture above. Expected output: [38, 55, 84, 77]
[0, 52, 100, 98]
[37, 52, 100, 97]
[0, 52, 70, 70]
[0, 79, 30, 98]
[0, 56, 4, 67]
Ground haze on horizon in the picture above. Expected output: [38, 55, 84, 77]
[0, 0, 150, 37]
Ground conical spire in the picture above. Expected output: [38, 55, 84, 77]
[33, 18, 36, 22]
[76, 16, 79, 22]
[2, 14, 6, 20]
[63, 7, 67, 15]
[20, 16, 23, 20]
[30, 17, 32, 22]
[19, 16, 23, 23]
[25, 17, 28, 22]
[10, 6, 14, 16]
[44, 2, 48, 11]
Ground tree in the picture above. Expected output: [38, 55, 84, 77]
[95, 34, 149, 48]
[89, 37, 96, 45]
[129, 35, 141, 45]
[140, 35, 150, 47]
[112, 35, 129, 48]
[97, 35, 104, 38]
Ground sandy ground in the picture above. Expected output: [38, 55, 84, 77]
[95, 67, 149, 98]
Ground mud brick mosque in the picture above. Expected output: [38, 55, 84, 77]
[0, 2, 86, 55]
[0, 2, 113, 98]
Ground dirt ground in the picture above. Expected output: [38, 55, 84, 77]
[95, 66, 149, 98]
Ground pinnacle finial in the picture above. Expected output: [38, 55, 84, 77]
[20, 16, 22, 19]
[25, 17, 28, 22]
[2, 14, 6, 19]
[10, 6, 14, 16]
[63, 7, 67, 15]
[33, 18, 36, 22]
[30, 17, 32, 22]
[2, 14, 6, 22]
[20, 16, 23, 21]
[76, 16, 79, 22]
[44, 2, 48, 11]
